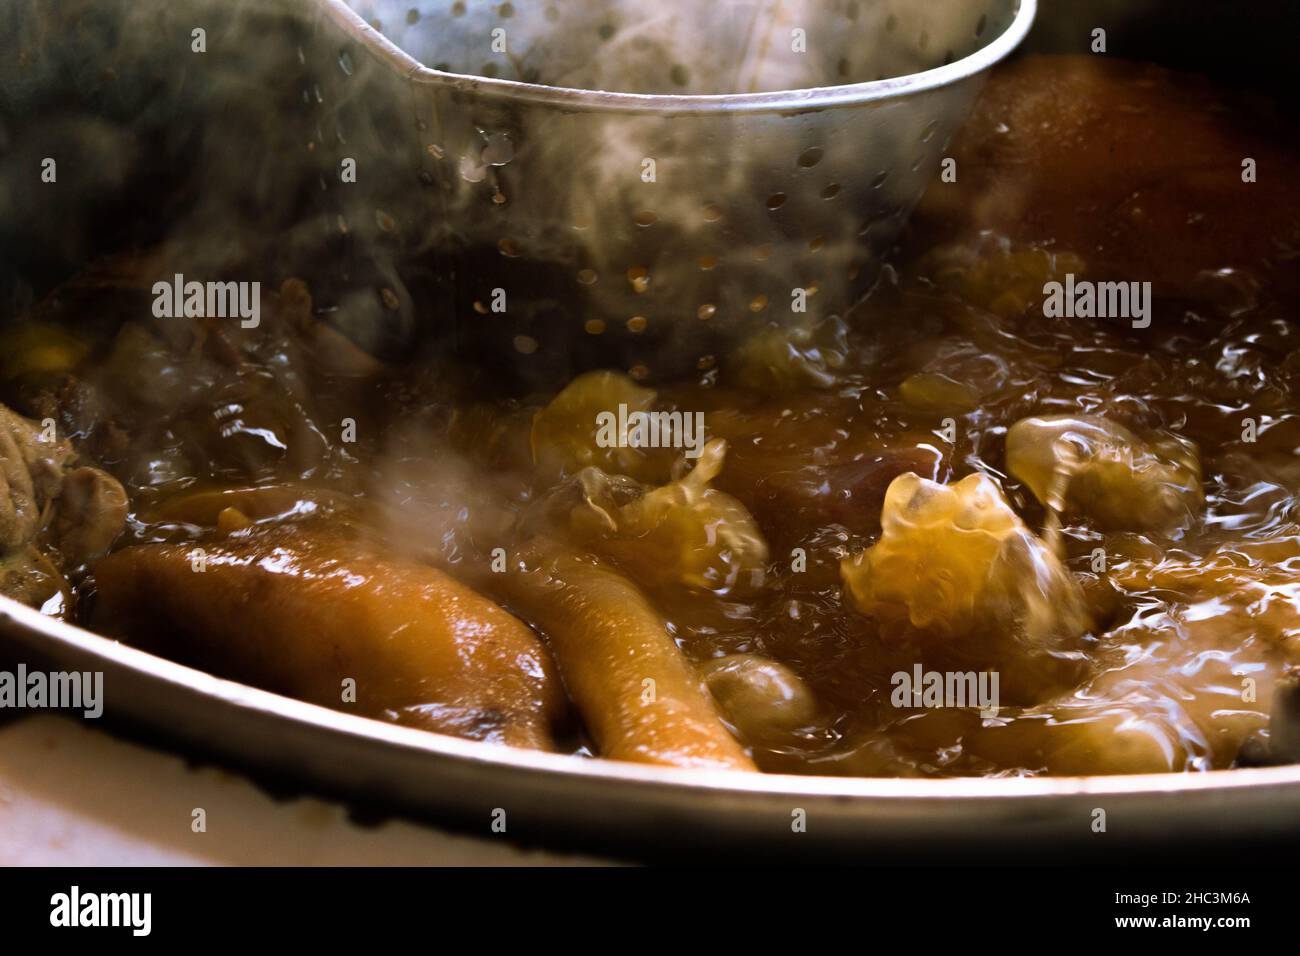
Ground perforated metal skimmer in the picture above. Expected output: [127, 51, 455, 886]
[315, 0, 1037, 381]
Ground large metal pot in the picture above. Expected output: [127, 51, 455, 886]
[3, 0, 1299, 860]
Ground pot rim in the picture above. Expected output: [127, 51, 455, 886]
[320, 0, 1038, 115]
[5, 593, 1299, 802]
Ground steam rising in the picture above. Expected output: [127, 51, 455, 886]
[337, 0, 1007, 383]
[3, 0, 1014, 385]
[1, 0, 417, 360]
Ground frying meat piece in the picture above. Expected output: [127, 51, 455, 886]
[51, 467, 130, 566]
[500, 540, 756, 770]
[841, 472, 1092, 702]
[0, 404, 126, 607]
[0, 548, 63, 608]
[569, 438, 769, 595]
[909, 703, 1194, 776]
[700, 654, 818, 744]
[917, 241, 1088, 321]
[842, 472, 1090, 644]
[0, 405, 74, 551]
[91, 525, 564, 750]
[912, 55, 1300, 304]
[1266, 668, 1300, 765]
[530, 370, 672, 483]
[1006, 415, 1203, 534]
[1111, 541, 1300, 664]
[1236, 666, 1300, 767]
[727, 317, 849, 392]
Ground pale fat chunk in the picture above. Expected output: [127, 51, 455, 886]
[1006, 415, 1202, 533]
[840, 472, 1091, 646]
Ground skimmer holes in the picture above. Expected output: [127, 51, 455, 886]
[798, 147, 824, 168]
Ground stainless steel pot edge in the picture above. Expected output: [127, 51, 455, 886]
[318, 0, 1039, 114]
[2, 595, 1300, 816]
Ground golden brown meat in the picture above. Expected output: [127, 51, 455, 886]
[500, 541, 756, 771]
[911, 55, 1300, 304]
[1005, 415, 1203, 534]
[92, 525, 564, 749]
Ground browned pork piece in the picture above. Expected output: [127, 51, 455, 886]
[500, 540, 756, 771]
[92, 525, 564, 750]
[1, 404, 127, 608]
[911, 55, 1300, 304]
[1006, 415, 1203, 534]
